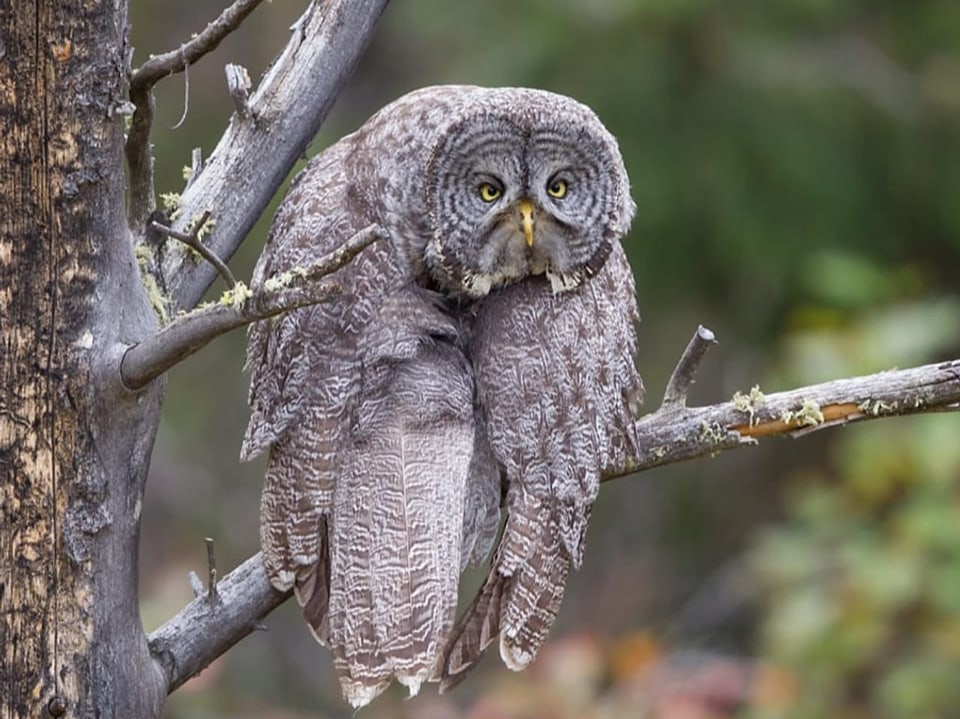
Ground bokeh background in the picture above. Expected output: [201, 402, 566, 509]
[131, 2, 960, 717]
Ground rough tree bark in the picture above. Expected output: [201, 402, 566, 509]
[0, 2, 167, 716]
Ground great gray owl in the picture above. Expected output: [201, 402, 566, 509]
[241, 85, 643, 707]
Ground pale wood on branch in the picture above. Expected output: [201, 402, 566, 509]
[148, 553, 290, 694]
[160, 0, 390, 312]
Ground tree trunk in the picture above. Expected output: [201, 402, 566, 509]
[0, 2, 166, 716]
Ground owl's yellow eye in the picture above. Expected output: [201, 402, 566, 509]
[478, 182, 502, 202]
[547, 178, 568, 199]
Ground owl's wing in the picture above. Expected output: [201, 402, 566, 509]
[326, 288, 474, 707]
[242, 142, 382, 597]
[459, 408, 504, 570]
[243, 138, 426, 618]
[439, 242, 643, 689]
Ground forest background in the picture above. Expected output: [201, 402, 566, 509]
[131, 2, 960, 717]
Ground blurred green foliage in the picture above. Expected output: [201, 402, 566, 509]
[752, 413, 960, 718]
[748, 299, 960, 719]
[129, 1, 960, 717]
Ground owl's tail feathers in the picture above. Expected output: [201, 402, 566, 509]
[295, 516, 332, 645]
[498, 527, 571, 671]
[259, 449, 311, 592]
[439, 502, 573, 692]
[335, 648, 393, 710]
[437, 566, 509, 692]
[326, 594, 439, 709]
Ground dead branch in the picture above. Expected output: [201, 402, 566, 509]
[148, 553, 290, 694]
[125, 0, 266, 231]
[604, 328, 960, 480]
[148, 325, 960, 693]
[131, 0, 265, 89]
[151, 211, 237, 289]
[660, 325, 717, 409]
[159, 0, 390, 313]
[119, 225, 381, 391]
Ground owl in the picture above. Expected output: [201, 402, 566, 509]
[241, 85, 643, 707]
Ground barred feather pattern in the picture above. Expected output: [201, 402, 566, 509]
[241, 134, 491, 707]
[325, 289, 474, 705]
[440, 243, 643, 689]
[243, 85, 641, 706]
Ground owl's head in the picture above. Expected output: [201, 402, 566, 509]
[422, 88, 634, 298]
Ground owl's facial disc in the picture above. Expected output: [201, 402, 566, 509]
[423, 99, 633, 299]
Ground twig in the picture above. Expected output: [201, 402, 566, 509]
[225, 64, 252, 118]
[151, 211, 236, 289]
[148, 553, 290, 694]
[125, 0, 266, 233]
[121, 283, 339, 392]
[119, 226, 381, 391]
[130, 0, 265, 91]
[150, 334, 960, 694]
[263, 223, 383, 287]
[169, 50, 190, 130]
[185, 148, 203, 190]
[660, 325, 717, 409]
[162, 0, 390, 312]
[205, 537, 218, 602]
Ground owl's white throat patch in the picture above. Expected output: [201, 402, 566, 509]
[546, 269, 583, 294]
[462, 271, 496, 297]
[461, 268, 583, 297]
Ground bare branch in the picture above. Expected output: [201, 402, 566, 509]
[225, 63, 252, 117]
[148, 553, 290, 694]
[120, 281, 339, 391]
[205, 537, 219, 602]
[185, 148, 203, 190]
[605, 353, 960, 481]
[119, 225, 381, 391]
[660, 325, 717, 409]
[131, 0, 266, 91]
[150, 328, 960, 687]
[151, 211, 237, 289]
[125, 0, 266, 232]
[161, 0, 390, 312]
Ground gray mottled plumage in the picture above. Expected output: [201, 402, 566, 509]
[439, 244, 643, 688]
[242, 85, 642, 707]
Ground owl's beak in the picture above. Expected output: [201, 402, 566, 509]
[519, 199, 535, 247]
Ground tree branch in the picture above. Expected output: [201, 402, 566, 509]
[151, 211, 237, 289]
[148, 553, 290, 694]
[604, 328, 960, 480]
[125, 0, 266, 232]
[132, 0, 266, 89]
[159, 0, 391, 312]
[149, 326, 960, 692]
[120, 225, 381, 391]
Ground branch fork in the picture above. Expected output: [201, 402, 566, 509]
[119, 225, 383, 392]
[151, 210, 236, 289]
[125, 0, 268, 233]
